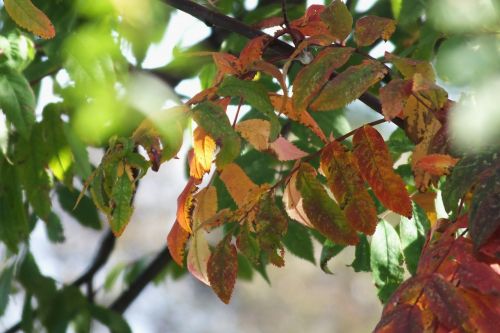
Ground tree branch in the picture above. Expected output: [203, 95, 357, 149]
[161, 0, 405, 129]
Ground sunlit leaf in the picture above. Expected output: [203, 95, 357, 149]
[353, 125, 412, 218]
[207, 235, 238, 304]
[310, 61, 387, 111]
[283, 171, 314, 228]
[167, 220, 191, 267]
[415, 154, 459, 176]
[239, 35, 267, 70]
[321, 140, 378, 234]
[399, 203, 430, 275]
[190, 127, 216, 180]
[296, 163, 358, 245]
[4, 0, 56, 39]
[355, 16, 396, 47]
[269, 136, 308, 161]
[176, 178, 197, 233]
[220, 163, 259, 208]
[370, 220, 404, 303]
[235, 119, 271, 151]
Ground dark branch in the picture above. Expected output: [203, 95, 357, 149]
[110, 247, 172, 313]
[161, 0, 404, 129]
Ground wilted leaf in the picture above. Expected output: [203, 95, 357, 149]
[218, 76, 280, 140]
[292, 47, 354, 111]
[310, 61, 387, 111]
[370, 220, 405, 303]
[296, 163, 358, 245]
[4, 0, 56, 39]
[320, 240, 346, 274]
[283, 171, 314, 228]
[320, 0, 353, 43]
[385, 52, 435, 81]
[192, 102, 241, 169]
[399, 203, 430, 275]
[207, 236, 238, 304]
[379, 79, 412, 120]
[353, 125, 412, 217]
[269, 136, 308, 161]
[415, 154, 458, 176]
[412, 74, 448, 110]
[235, 119, 271, 151]
[321, 140, 378, 234]
[220, 163, 259, 208]
[167, 220, 191, 267]
[355, 16, 396, 47]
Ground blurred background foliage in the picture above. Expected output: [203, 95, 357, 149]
[0, 0, 499, 332]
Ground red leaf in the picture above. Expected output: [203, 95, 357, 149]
[207, 236, 238, 304]
[269, 136, 308, 161]
[352, 125, 412, 217]
[379, 79, 413, 120]
[355, 16, 396, 47]
[374, 305, 425, 333]
[415, 154, 459, 176]
[459, 288, 500, 332]
[167, 220, 191, 267]
[4, 0, 55, 39]
[320, 141, 378, 234]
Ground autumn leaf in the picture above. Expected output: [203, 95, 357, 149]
[415, 154, 458, 176]
[296, 163, 358, 245]
[320, 140, 378, 235]
[292, 47, 354, 112]
[212, 53, 241, 76]
[320, 0, 353, 43]
[353, 125, 412, 218]
[4, 0, 56, 39]
[235, 119, 271, 151]
[190, 127, 216, 179]
[167, 220, 191, 267]
[355, 16, 396, 47]
[176, 178, 197, 233]
[283, 170, 314, 228]
[219, 163, 259, 208]
[310, 61, 387, 111]
[379, 79, 412, 120]
[385, 52, 435, 81]
[239, 35, 267, 70]
[207, 235, 238, 304]
[269, 136, 308, 161]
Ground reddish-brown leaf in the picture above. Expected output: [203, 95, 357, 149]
[424, 273, 474, 331]
[374, 305, 425, 333]
[253, 16, 284, 29]
[219, 163, 259, 208]
[4, 0, 55, 39]
[212, 53, 241, 76]
[382, 276, 430, 316]
[320, 141, 378, 234]
[167, 220, 191, 267]
[292, 47, 354, 112]
[239, 36, 267, 71]
[207, 236, 238, 304]
[176, 178, 197, 233]
[415, 154, 459, 176]
[269, 136, 308, 161]
[187, 87, 218, 105]
[353, 125, 412, 217]
[379, 79, 413, 120]
[459, 288, 500, 332]
[310, 61, 387, 111]
[355, 16, 396, 47]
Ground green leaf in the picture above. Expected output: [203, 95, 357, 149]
[218, 76, 280, 140]
[207, 235, 238, 304]
[18, 253, 57, 309]
[0, 33, 36, 71]
[399, 202, 430, 275]
[90, 167, 110, 215]
[192, 102, 241, 168]
[387, 128, 414, 162]
[370, 220, 404, 303]
[46, 212, 65, 243]
[0, 158, 29, 252]
[237, 254, 254, 281]
[110, 173, 134, 236]
[310, 61, 387, 111]
[0, 67, 35, 139]
[89, 304, 132, 333]
[320, 0, 353, 42]
[57, 186, 101, 230]
[104, 263, 126, 291]
[296, 163, 358, 245]
[350, 234, 371, 272]
[0, 265, 14, 316]
[21, 294, 34, 333]
[43, 286, 88, 333]
[320, 240, 346, 274]
[282, 220, 315, 264]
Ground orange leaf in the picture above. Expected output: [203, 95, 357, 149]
[353, 125, 412, 217]
[321, 141, 378, 234]
[212, 53, 241, 76]
[355, 16, 396, 47]
[379, 79, 412, 120]
[415, 154, 458, 176]
[283, 170, 314, 228]
[235, 119, 271, 151]
[190, 127, 216, 179]
[292, 47, 354, 112]
[4, 0, 55, 39]
[167, 220, 191, 267]
[239, 35, 267, 71]
[269, 136, 308, 161]
[176, 178, 197, 233]
[219, 163, 259, 208]
[207, 235, 238, 304]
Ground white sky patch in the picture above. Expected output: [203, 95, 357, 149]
[355, 0, 377, 12]
[369, 40, 395, 59]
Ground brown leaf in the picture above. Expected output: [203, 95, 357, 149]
[212, 53, 241, 76]
[207, 236, 238, 304]
[379, 79, 413, 120]
[353, 125, 412, 217]
[321, 140, 378, 234]
[355, 16, 396, 47]
[4, 0, 55, 39]
[167, 220, 191, 267]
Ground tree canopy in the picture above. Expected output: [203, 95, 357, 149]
[0, 0, 499, 332]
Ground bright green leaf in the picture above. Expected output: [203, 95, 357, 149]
[399, 202, 430, 275]
[110, 173, 134, 236]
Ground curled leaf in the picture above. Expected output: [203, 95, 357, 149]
[207, 236, 238, 304]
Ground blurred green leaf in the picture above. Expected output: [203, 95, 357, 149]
[320, 240, 346, 274]
[46, 212, 65, 243]
[350, 234, 371, 272]
[283, 220, 315, 264]
[399, 203, 430, 275]
[0, 265, 14, 316]
[57, 185, 101, 230]
[89, 304, 132, 333]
